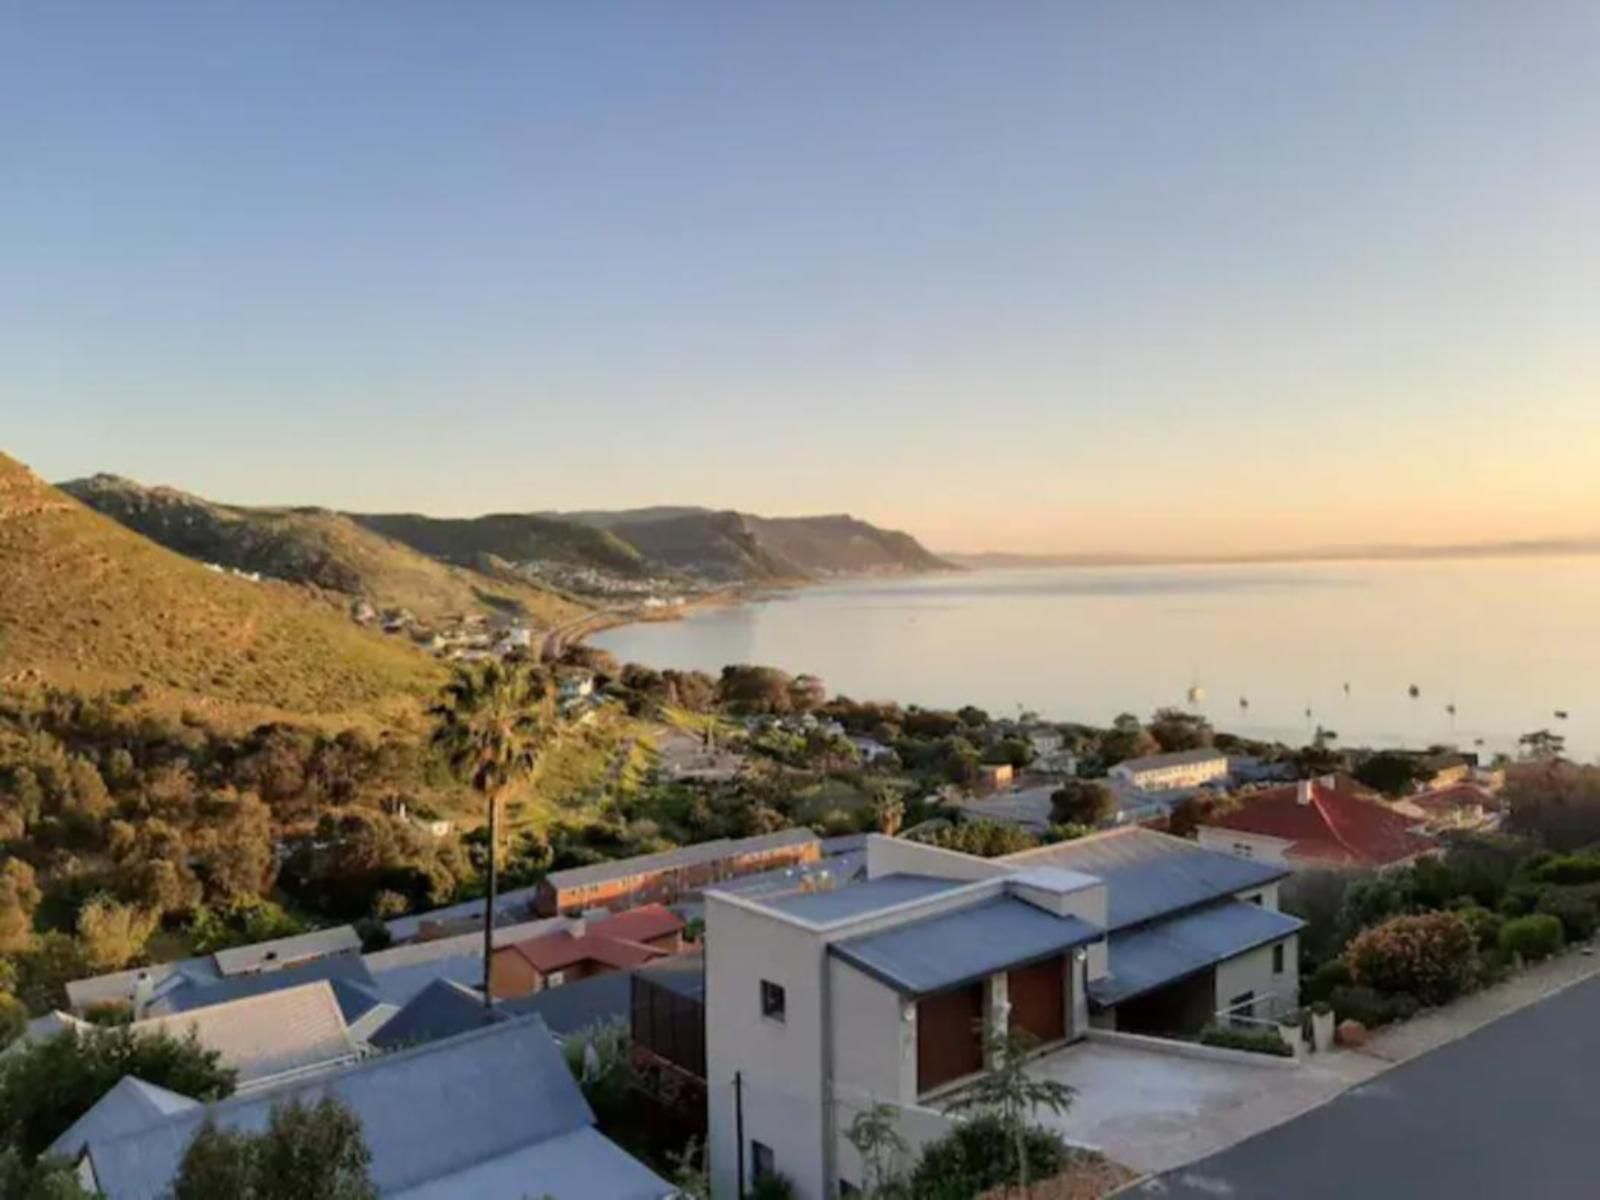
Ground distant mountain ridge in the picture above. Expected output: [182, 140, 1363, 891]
[61, 474, 585, 628]
[4, 456, 442, 719]
[949, 537, 1600, 570]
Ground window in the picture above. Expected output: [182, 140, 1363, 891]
[760, 979, 786, 1022]
[839, 1181, 861, 1196]
[1232, 843, 1254, 860]
[545, 970, 566, 989]
[1248, 893, 1263, 906]
[1272, 943, 1285, 974]
[752, 1140, 775, 1180]
[1229, 991, 1255, 1021]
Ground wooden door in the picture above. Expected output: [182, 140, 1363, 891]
[1007, 956, 1067, 1045]
[917, 983, 985, 1094]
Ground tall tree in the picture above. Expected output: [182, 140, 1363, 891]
[173, 1097, 376, 1200]
[430, 659, 554, 1007]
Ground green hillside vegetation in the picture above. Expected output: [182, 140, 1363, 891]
[349, 511, 652, 578]
[596, 510, 804, 581]
[0, 455, 442, 721]
[61, 475, 585, 629]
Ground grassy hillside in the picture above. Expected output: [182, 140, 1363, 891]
[600, 510, 805, 582]
[1, 454, 444, 721]
[349, 511, 653, 578]
[746, 514, 952, 575]
[62, 475, 586, 628]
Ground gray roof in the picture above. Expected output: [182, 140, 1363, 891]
[756, 873, 965, 923]
[85, 1015, 669, 1200]
[47, 1077, 198, 1161]
[635, 952, 705, 1003]
[370, 979, 497, 1051]
[499, 972, 634, 1038]
[390, 1126, 672, 1200]
[1112, 748, 1229, 775]
[383, 884, 545, 943]
[1089, 901, 1304, 1008]
[66, 957, 220, 1012]
[368, 953, 487, 1008]
[545, 828, 818, 892]
[1007, 828, 1287, 931]
[831, 896, 1100, 996]
[153, 953, 381, 1024]
[212, 925, 362, 976]
[133, 981, 358, 1087]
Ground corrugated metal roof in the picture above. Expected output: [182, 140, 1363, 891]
[85, 1016, 666, 1200]
[389, 1126, 672, 1200]
[66, 957, 219, 1012]
[498, 972, 633, 1039]
[134, 981, 358, 1087]
[212, 925, 362, 976]
[1007, 828, 1287, 931]
[544, 828, 818, 891]
[757, 874, 965, 923]
[634, 951, 705, 1002]
[383, 884, 545, 943]
[47, 1077, 198, 1161]
[1088, 901, 1304, 1007]
[368, 954, 488, 1008]
[370, 979, 497, 1051]
[154, 953, 380, 1024]
[831, 897, 1101, 996]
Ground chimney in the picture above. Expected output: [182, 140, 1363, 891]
[1296, 779, 1315, 806]
[568, 917, 587, 940]
[132, 971, 155, 1020]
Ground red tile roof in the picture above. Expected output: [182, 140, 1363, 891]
[502, 904, 683, 974]
[1409, 782, 1501, 815]
[1205, 775, 1435, 867]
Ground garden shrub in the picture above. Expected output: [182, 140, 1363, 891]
[1199, 1025, 1294, 1057]
[1302, 958, 1353, 1004]
[1534, 889, 1599, 942]
[1454, 905, 1504, 952]
[1329, 984, 1396, 1028]
[1498, 913, 1564, 962]
[908, 1115, 1068, 1200]
[749, 1172, 796, 1200]
[1345, 911, 1476, 1006]
[1530, 854, 1600, 887]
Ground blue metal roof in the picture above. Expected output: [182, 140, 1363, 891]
[371, 978, 498, 1051]
[831, 897, 1101, 996]
[498, 971, 633, 1039]
[84, 1015, 668, 1200]
[1009, 828, 1287, 930]
[155, 952, 382, 1024]
[757, 873, 965, 923]
[1088, 901, 1303, 1007]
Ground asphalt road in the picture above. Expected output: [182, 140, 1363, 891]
[1131, 971, 1600, 1199]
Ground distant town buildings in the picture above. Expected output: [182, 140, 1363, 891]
[1109, 748, 1231, 792]
[1198, 775, 1436, 869]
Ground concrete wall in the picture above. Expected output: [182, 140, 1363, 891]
[1213, 933, 1300, 1020]
[1198, 826, 1295, 867]
[865, 835, 1011, 884]
[706, 894, 831, 1200]
[829, 959, 926, 1194]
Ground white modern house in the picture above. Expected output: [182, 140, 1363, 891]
[1108, 748, 1230, 792]
[703, 828, 1300, 1200]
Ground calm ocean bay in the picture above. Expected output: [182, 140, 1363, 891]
[592, 558, 1600, 761]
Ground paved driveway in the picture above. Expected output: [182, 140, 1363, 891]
[1129, 970, 1600, 1198]
[1028, 1037, 1376, 1174]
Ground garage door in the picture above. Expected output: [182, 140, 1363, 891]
[917, 982, 985, 1094]
[1008, 956, 1067, 1045]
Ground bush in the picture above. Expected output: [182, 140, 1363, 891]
[1345, 911, 1476, 1006]
[1454, 905, 1504, 952]
[1498, 913, 1565, 962]
[1328, 984, 1413, 1029]
[1302, 958, 1353, 1004]
[908, 1116, 1069, 1200]
[1534, 889, 1599, 942]
[1199, 1025, 1294, 1057]
[1530, 854, 1600, 886]
[748, 1174, 795, 1200]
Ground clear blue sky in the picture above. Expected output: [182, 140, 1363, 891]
[6, 1, 1599, 553]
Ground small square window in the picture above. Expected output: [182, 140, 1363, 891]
[760, 979, 786, 1021]
[752, 1140, 775, 1180]
[1272, 944, 1285, 974]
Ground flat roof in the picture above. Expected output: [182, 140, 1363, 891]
[831, 896, 1101, 995]
[543, 828, 819, 892]
[754, 873, 965, 923]
[1088, 901, 1303, 1008]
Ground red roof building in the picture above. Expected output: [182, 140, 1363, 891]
[1196, 775, 1436, 869]
[1397, 782, 1502, 831]
[489, 904, 685, 1000]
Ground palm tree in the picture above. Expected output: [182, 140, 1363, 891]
[431, 658, 555, 1008]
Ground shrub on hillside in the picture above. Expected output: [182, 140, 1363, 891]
[1453, 905, 1505, 952]
[1199, 1025, 1294, 1057]
[1302, 958, 1353, 1004]
[1534, 890, 1599, 943]
[1529, 854, 1600, 886]
[908, 1116, 1069, 1200]
[1345, 911, 1476, 1006]
[1498, 914, 1564, 962]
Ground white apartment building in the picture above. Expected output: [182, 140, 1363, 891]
[703, 828, 1301, 1199]
[1108, 747, 1230, 791]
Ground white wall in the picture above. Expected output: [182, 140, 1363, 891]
[865, 835, 1010, 884]
[1213, 934, 1300, 1020]
[1197, 826, 1294, 867]
[706, 894, 830, 1200]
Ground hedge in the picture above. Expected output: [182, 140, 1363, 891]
[1498, 913, 1565, 962]
[1199, 1025, 1294, 1057]
[1345, 911, 1477, 1006]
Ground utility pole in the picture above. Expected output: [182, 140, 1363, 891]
[481, 791, 500, 1011]
[734, 1070, 746, 1199]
